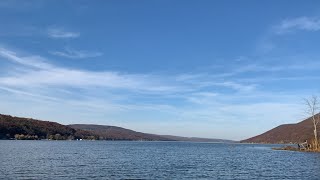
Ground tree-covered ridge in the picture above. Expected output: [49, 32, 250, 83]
[0, 114, 234, 142]
[241, 114, 320, 144]
[0, 114, 97, 140]
[68, 124, 172, 141]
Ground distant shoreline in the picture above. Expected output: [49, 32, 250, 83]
[0, 139, 240, 144]
[0, 113, 235, 143]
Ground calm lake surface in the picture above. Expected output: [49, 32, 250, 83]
[0, 141, 319, 179]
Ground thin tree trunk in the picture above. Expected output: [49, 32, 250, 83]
[305, 96, 319, 151]
[314, 126, 318, 150]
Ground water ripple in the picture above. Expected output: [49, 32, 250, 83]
[0, 141, 319, 179]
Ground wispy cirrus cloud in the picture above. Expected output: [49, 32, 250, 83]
[0, 25, 80, 39]
[274, 16, 320, 34]
[256, 16, 320, 54]
[0, 47, 53, 69]
[47, 27, 80, 38]
[0, 47, 261, 94]
[0, 47, 184, 93]
[0, 46, 314, 140]
[49, 47, 103, 59]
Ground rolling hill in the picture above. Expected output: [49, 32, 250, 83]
[0, 113, 233, 142]
[241, 114, 319, 144]
[69, 124, 235, 142]
[68, 124, 172, 141]
[0, 114, 97, 140]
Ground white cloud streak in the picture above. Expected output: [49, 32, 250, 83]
[0, 46, 314, 140]
[0, 47, 261, 94]
[0, 47, 53, 69]
[49, 48, 103, 59]
[47, 27, 80, 38]
[0, 47, 185, 93]
[274, 16, 320, 34]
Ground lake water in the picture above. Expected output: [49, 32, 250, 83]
[0, 141, 319, 179]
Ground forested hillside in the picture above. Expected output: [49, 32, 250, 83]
[241, 115, 320, 144]
[68, 124, 172, 141]
[0, 114, 96, 140]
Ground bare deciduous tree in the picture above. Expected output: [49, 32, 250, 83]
[304, 95, 320, 150]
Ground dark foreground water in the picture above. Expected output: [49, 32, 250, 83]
[0, 141, 319, 179]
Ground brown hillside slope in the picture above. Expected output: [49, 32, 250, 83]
[0, 114, 91, 140]
[241, 115, 320, 144]
[69, 124, 236, 142]
[68, 124, 172, 141]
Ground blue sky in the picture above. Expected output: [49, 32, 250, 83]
[1, 1, 320, 140]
